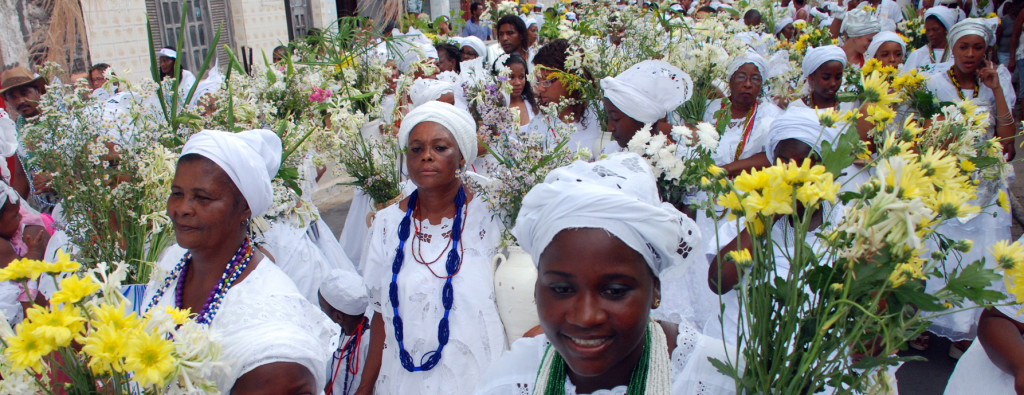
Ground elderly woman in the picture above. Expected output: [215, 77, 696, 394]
[703, 52, 783, 176]
[600, 60, 692, 153]
[839, 9, 881, 68]
[142, 129, 338, 393]
[904, 7, 960, 71]
[455, 36, 488, 62]
[356, 102, 505, 394]
[524, 39, 604, 158]
[473, 152, 732, 394]
[864, 31, 907, 69]
[922, 18, 1016, 356]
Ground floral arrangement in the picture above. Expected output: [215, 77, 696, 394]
[0, 254, 223, 393]
[897, 13, 928, 50]
[625, 122, 719, 211]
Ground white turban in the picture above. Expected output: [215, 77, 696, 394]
[456, 36, 488, 59]
[765, 107, 838, 163]
[775, 17, 794, 35]
[865, 31, 907, 60]
[0, 181, 18, 210]
[180, 129, 282, 217]
[409, 78, 455, 108]
[512, 152, 701, 276]
[398, 101, 478, 168]
[948, 18, 996, 47]
[802, 45, 848, 79]
[523, 16, 538, 29]
[727, 51, 769, 83]
[157, 48, 177, 59]
[924, 6, 960, 31]
[0, 109, 17, 158]
[319, 269, 368, 316]
[841, 9, 881, 38]
[600, 60, 693, 124]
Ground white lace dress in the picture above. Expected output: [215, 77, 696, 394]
[522, 107, 608, 160]
[143, 245, 341, 392]
[362, 195, 506, 394]
[473, 319, 737, 394]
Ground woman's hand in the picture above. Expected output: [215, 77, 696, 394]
[980, 59, 1002, 90]
[22, 226, 48, 260]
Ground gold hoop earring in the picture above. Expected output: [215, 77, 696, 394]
[653, 297, 661, 309]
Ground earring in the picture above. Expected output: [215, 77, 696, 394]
[653, 297, 661, 309]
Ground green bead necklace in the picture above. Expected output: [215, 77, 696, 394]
[540, 327, 652, 395]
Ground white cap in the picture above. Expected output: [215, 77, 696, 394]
[319, 269, 368, 316]
[157, 48, 177, 59]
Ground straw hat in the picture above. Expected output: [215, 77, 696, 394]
[0, 67, 47, 96]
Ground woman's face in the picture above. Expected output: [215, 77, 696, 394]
[167, 157, 250, 251]
[498, 23, 524, 54]
[462, 46, 479, 61]
[953, 35, 988, 75]
[437, 49, 457, 73]
[729, 63, 763, 107]
[0, 201, 22, 239]
[874, 42, 904, 68]
[509, 62, 527, 99]
[533, 68, 570, 106]
[406, 122, 465, 190]
[808, 60, 844, 101]
[528, 25, 540, 47]
[603, 98, 646, 149]
[924, 18, 948, 48]
[845, 33, 876, 55]
[781, 24, 796, 41]
[537, 228, 659, 388]
[159, 56, 174, 74]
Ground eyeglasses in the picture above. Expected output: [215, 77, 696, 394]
[731, 73, 763, 84]
[534, 76, 559, 88]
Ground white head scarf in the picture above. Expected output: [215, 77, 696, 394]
[948, 18, 996, 47]
[841, 9, 881, 38]
[180, 129, 282, 217]
[924, 6, 960, 32]
[727, 51, 769, 82]
[775, 17, 794, 35]
[398, 101, 478, 168]
[523, 16, 538, 29]
[409, 78, 455, 108]
[600, 60, 693, 124]
[865, 31, 907, 60]
[319, 269, 368, 315]
[765, 107, 838, 163]
[512, 152, 701, 276]
[0, 182, 18, 210]
[802, 45, 848, 79]
[455, 36, 488, 60]
[157, 48, 177, 59]
[0, 109, 18, 158]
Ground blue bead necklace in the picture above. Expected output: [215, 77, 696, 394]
[144, 238, 254, 324]
[389, 185, 466, 372]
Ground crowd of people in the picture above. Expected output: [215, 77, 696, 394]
[3, 0, 1024, 393]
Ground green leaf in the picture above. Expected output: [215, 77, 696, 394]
[820, 126, 860, 178]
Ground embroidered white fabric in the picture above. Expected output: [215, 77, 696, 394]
[361, 195, 506, 394]
[903, 47, 947, 72]
[261, 219, 337, 304]
[522, 106, 607, 160]
[701, 98, 783, 166]
[472, 319, 737, 394]
[143, 245, 341, 392]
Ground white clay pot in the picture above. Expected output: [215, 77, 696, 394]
[492, 245, 539, 346]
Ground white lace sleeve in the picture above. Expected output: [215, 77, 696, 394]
[473, 335, 548, 395]
[672, 320, 739, 394]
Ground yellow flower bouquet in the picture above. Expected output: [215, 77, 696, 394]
[0, 253, 224, 394]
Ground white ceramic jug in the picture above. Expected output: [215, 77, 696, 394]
[492, 245, 540, 345]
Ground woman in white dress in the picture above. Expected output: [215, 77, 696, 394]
[142, 129, 339, 393]
[475, 152, 731, 394]
[357, 101, 505, 394]
[839, 9, 881, 69]
[864, 31, 907, 69]
[524, 39, 605, 158]
[904, 7, 961, 72]
[921, 18, 1016, 355]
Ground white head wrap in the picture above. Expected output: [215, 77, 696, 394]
[948, 18, 996, 47]
[319, 269, 368, 316]
[727, 51, 769, 82]
[865, 31, 907, 60]
[180, 129, 282, 217]
[392, 29, 439, 73]
[512, 152, 701, 276]
[775, 17, 795, 35]
[523, 16, 538, 29]
[801, 45, 848, 79]
[0, 182, 18, 210]
[0, 109, 18, 158]
[765, 107, 838, 163]
[456, 36, 488, 59]
[565, 11, 578, 21]
[924, 6, 960, 31]
[398, 101, 478, 168]
[409, 78, 455, 108]
[157, 48, 177, 59]
[841, 9, 881, 38]
[600, 60, 693, 124]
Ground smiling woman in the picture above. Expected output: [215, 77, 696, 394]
[474, 152, 736, 394]
[142, 129, 339, 393]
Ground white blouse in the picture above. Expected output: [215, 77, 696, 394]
[362, 194, 506, 394]
[522, 107, 607, 160]
[702, 99, 782, 166]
